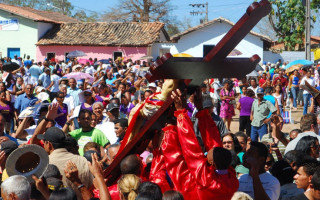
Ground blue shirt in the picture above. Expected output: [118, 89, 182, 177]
[29, 65, 42, 78]
[24, 60, 32, 67]
[264, 95, 276, 119]
[67, 87, 82, 106]
[14, 94, 38, 113]
[106, 77, 116, 85]
[39, 73, 51, 88]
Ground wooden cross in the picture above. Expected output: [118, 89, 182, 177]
[104, 0, 271, 186]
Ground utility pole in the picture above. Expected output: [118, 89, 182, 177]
[305, 0, 311, 60]
[189, 2, 208, 23]
[61, 0, 65, 15]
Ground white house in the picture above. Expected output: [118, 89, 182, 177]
[0, 3, 78, 60]
[152, 17, 272, 62]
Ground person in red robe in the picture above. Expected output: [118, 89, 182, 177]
[168, 89, 239, 200]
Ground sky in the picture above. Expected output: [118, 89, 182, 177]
[68, 0, 260, 28]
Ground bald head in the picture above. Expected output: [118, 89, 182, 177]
[120, 154, 142, 176]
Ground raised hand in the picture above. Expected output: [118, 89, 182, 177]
[88, 153, 103, 177]
[171, 89, 186, 110]
[46, 103, 59, 120]
[64, 160, 81, 184]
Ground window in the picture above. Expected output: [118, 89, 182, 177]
[65, 52, 69, 62]
[113, 51, 123, 61]
[46, 52, 55, 62]
[203, 45, 215, 57]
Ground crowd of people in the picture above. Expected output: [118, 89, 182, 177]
[0, 55, 319, 200]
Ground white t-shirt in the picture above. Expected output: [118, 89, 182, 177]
[84, 66, 96, 75]
[248, 86, 261, 96]
[300, 76, 315, 94]
[95, 121, 118, 144]
[238, 172, 280, 200]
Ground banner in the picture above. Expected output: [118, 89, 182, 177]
[0, 19, 19, 31]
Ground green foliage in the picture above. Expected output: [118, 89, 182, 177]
[269, 0, 320, 50]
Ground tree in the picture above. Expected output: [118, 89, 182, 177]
[101, 0, 172, 23]
[268, 0, 319, 50]
[73, 10, 99, 22]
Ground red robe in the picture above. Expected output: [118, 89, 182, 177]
[149, 148, 172, 193]
[175, 109, 239, 200]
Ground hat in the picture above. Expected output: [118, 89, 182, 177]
[72, 64, 81, 71]
[79, 89, 92, 103]
[59, 77, 68, 85]
[203, 99, 214, 108]
[5, 144, 49, 182]
[148, 82, 157, 88]
[256, 88, 264, 94]
[267, 62, 271, 65]
[36, 86, 45, 93]
[37, 127, 66, 144]
[106, 103, 119, 112]
[44, 68, 50, 72]
[1, 140, 18, 155]
[38, 92, 49, 102]
[46, 177, 63, 191]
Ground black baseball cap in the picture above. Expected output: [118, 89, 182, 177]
[1, 140, 18, 155]
[106, 103, 119, 112]
[37, 127, 65, 144]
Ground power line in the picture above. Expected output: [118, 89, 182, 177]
[189, 2, 208, 23]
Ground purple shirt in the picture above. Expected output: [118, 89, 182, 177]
[120, 103, 135, 117]
[81, 103, 93, 112]
[0, 101, 13, 120]
[239, 97, 254, 116]
[55, 103, 68, 127]
[187, 101, 195, 118]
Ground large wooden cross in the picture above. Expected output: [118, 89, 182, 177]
[104, 0, 271, 186]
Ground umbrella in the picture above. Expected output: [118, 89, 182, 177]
[246, 70, 260, 77]
[2, 62, 20, 72]
[285, 64, 303, 74]
[285, 60, 313, 69]
[173, 53, 193, 57]
[64, 72, 94, 83]
[139, 55, 154, 60]
[67, 50, 87, 58]
[78, 59, 90, 65]
[228, 49, 242, 56]
[94, 59, 110, 66]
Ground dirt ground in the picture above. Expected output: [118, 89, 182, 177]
[229, 104, 304, 134]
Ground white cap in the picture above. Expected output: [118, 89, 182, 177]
[36, 86, 45, 93]
[72, 64, 81, 71]
[267, 62, 271, 65]
[149, 82, 157, 88]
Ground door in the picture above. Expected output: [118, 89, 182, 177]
[46, 52, 55, 62]
[7, 48, 20, 58]
[113, 51, 122, 61]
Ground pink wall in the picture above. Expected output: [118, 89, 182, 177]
[36, 45, 148, 62]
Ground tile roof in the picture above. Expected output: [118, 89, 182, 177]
[37, 22, 167, 46]
[0, 3, 79, 24]
[170, 17, 272, 42]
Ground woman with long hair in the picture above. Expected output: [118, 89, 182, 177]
[0, 82, 11, 102]
[295, 136, 319, 159]
[0, 91, 14, 133]
[273, 84, 284, 115]
[220, 80, 235, 131]
[118, 174, 141, 200]
[289, 69, 300, 111]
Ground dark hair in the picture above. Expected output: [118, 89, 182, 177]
[295, 136, 318, 157]
[300, 113, 317, 132]
[136, 192, 159, 200]
[38, 116, 55, 126]
[49, 187, 77, 200]
[284, 150, 309, 164]
[270, 160, 296, 186]
[222, 133, 242, 154]
[43, 164, 61, 179]
[250, 142, 268, 159]
[145, 89, 153, 95]
[246, 89, 255, 97]
[213, 147, 232, 170]
[162, 190, 184, 200]
[120, 154, 142, 175]
[138, 182, 162, 200]
[118, 83, 126, 88]
[84, 142, 101, 154]
[235, 131, 248, 143]
[296, 158, 319, 176]
[64, 135, 78, 154]
[312, 169, 320, 190]
[79, 109, 92, 118]
[128, 87, 136, 94]
[114, 118, 128, 128]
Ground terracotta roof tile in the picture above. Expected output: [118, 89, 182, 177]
[0, 3, 79, 24]
[170, 17, 272, 42]
[37, 22, 166, 46]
